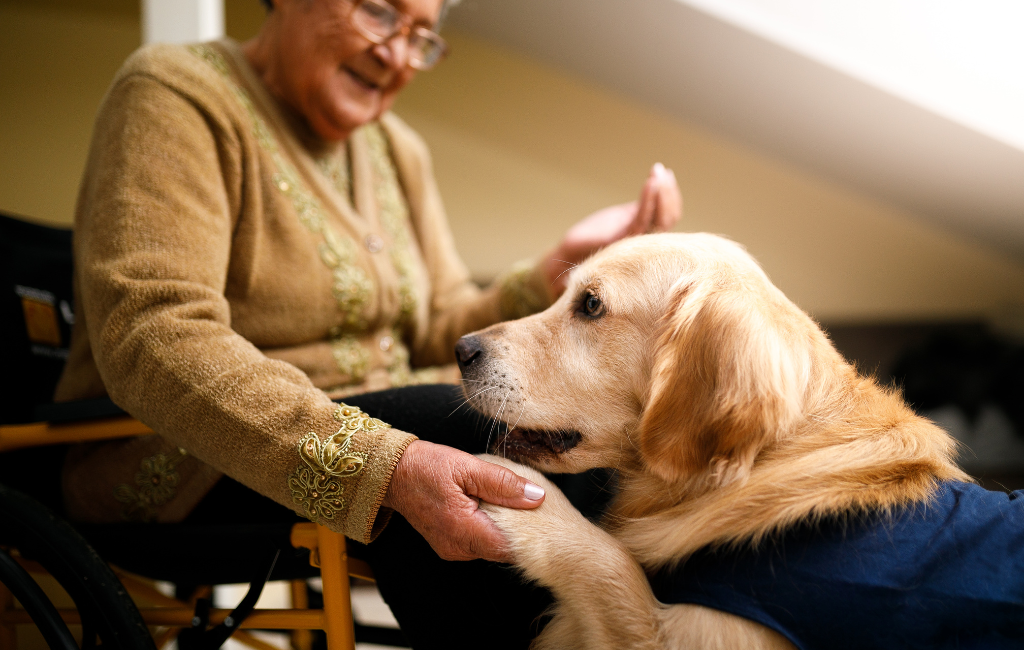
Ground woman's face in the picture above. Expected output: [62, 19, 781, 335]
[269, 0, 444, 141]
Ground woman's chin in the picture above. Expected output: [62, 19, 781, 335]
[310, 87, 383, 139]
[308, 103, 377, 141]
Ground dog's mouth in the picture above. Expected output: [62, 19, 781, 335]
[491, 426, 582, 458]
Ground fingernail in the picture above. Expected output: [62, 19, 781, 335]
[523, 483, 545, 500]
[653, 162, 665, 177]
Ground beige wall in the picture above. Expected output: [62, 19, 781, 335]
[0, 3, 140, 228]
[2, 2, 1023, 324]
[0, 0, 261, 229]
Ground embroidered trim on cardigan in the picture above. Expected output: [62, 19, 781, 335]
[113, 447, 189, 522]
[287, 404, 387, 522]
[331, 334, 371, 383]
[364, 124, 419, 330]
[316, 150, 352, 205]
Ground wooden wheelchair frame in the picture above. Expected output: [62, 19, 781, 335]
[0, 416, 375, 650]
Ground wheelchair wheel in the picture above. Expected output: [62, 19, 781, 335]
[0, 483, 156, 650]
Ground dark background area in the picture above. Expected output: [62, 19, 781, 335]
[826, 321, 1024, 492]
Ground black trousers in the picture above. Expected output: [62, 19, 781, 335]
[185, 384, 555, 650]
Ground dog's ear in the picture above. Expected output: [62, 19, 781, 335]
[638, 277, 811, 487]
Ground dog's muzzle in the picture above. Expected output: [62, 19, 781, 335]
[456, 335, 581, 458]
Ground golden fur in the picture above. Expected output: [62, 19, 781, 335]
[461, 233, 968, 649]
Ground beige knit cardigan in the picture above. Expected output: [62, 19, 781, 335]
[53, 40, 550, 542]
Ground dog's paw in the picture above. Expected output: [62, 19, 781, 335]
[477, 454, 594, 580]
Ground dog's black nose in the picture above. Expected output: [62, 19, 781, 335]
[454, 335, 484, 372]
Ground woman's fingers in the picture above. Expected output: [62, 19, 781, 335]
[466, 509, 515, 563]
[633, 162, 682, 234]
[452, 455, 545, 562]
[382, 441, 543, 563]
[459, 456, 545, 508]
[654, 167, 682, 231]
[544, 163, 682, 295]
[630, 164, 662, 236]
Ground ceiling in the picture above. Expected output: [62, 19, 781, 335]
[446, 0, 1024, 260]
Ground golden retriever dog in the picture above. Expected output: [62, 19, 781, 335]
[455, 233, 971, 650]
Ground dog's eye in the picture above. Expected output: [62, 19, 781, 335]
[580, 292, 605, 319]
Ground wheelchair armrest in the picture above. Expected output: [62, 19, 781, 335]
[33, 397, 126, 423]
[0, 399, 151, 453]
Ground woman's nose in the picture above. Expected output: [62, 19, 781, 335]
[373, 31, 411, 71]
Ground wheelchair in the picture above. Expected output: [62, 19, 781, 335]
[0, 212, 399, 650]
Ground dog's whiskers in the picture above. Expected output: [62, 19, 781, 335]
[447, 385, 498, 418]
[501, 400, 531, 459]
[465, 385, 498, 401]
[494, 397, 531, 459]
[507, 400, 526, 437]
[552, 260, 578, 286]
[486, 393, 510, 452]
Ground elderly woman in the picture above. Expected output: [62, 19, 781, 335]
[54, 0, 680, 645]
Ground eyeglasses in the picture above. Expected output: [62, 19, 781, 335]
[348, 0, 449, 71]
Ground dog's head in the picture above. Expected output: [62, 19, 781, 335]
[459, 233, 825, 489]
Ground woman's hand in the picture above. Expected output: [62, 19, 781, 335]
[381, 440, 546, 562]
[544, 162, 682, 296]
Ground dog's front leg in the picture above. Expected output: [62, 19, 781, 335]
[479, 455, 666, 650]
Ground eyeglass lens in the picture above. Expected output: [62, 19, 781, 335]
[352, 0, 447, 70]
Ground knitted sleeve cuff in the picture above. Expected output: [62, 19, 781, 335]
[286, 403, 418, 543]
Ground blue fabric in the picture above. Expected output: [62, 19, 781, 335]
[649, 482, 1024, 649]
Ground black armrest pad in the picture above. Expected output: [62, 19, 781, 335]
[34, 398, 126, 424]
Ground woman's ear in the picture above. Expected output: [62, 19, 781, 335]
[638, 278, 811, 487]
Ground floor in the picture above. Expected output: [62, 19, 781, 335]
[158, 579, 404, 650]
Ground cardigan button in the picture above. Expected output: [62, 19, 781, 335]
[365, 234, 384, 253]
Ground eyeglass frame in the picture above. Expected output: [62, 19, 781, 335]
[346, 0, 450, 71]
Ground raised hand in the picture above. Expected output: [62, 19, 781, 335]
[544, 163, 682, 296]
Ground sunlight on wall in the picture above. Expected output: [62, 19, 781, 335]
[680, 0, 1024, 152]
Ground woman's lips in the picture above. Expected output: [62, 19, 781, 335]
[343, 66, 382, 91]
